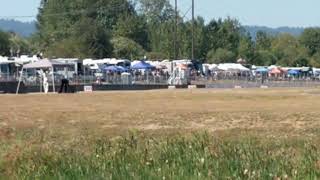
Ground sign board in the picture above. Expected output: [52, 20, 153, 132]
[188, 85, 197, 89]
[84, 86, 93, 92]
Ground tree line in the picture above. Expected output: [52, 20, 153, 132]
[1, 0, 320, 67]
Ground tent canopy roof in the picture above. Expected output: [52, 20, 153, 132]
[269, 67, 286, 74]
[217, 63, 250, 71]
[23, 59, 73, 69]
[131, 61, 155, 70]
[288, 69, 300, 75]
[103, 65, 128, 72]
[256, 67, 269, 73]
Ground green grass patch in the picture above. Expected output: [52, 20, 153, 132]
[1, 132, 320, 179]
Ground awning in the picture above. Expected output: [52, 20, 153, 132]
[23, 59, 72, 69]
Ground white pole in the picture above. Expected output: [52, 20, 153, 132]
[40, 72, 42, 93]
[16, 68, 24, 94]
[52, 67, 55, 93]
[83, 66, 86, 85]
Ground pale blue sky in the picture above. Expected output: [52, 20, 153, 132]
[0, 0, 320, 27]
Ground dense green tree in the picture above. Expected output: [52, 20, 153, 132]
[111, 37, 145, 59]
[0, 30, 10, 56]
[36, 0, 133, 58]
[138, 0, 174, 23]
[300, 28, 320, 56]
[9, 33, 31, 56]
[146, 52, 167, 61]
[31, 0, 320, 68]
[207, 48, 236, 64]
[43, 17, 113, 58]
[310, 52, 320, 67]
[113, 15, 149, 50]
[204, 18, 242, 59]
[138, 0, 175, 58]
[46, 37, 88, 58]
[272, 33, 309, 66]
[252, 50, 277, 66]
[255, 31, 272, 50]
[218, 18, 242, 52]
[178, 17, 206, 60]
[238, 34, 254, 61]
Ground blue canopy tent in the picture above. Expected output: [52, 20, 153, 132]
[288, 69, 300, 76]
[131, 61, 155, 70]
[103, 65, 128, 72]
[116, 66, 128, 72]
[255, 68, 269, 73]
[131, 61, 155, 84]
[104, 66, 118, 72]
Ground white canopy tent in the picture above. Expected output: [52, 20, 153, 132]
[0, 56, 16, 64]
[13, 55, 39, 67]
[0, 56, 8, 64]
[16, 59, 70, 94]
[217, 63, 250, 72]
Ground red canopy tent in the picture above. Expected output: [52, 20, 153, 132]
[269, 67, 286, 77]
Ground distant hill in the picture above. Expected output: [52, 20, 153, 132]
[244, 26, 305, 39]
[0, 19, 36, 37]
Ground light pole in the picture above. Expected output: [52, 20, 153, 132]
[174, 0, 195, 60]
[192, 0, 195, 60]
[174, 0, 178, 60]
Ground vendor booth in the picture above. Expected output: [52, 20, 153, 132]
[16, 59, 73, 94]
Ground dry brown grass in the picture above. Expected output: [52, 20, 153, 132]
[1, 88, 320, 140]
[2, 88, 320, 179]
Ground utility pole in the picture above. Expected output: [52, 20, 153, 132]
[192, 0, 195, 60]
[174, 0, 178, 60]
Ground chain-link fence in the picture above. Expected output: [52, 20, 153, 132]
[4, 71, 320, 89]
[62, 74, 170, 85]
[10, 72, 170, 86]
[195, 72, 320, 88]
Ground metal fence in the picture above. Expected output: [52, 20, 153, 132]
[4, 72, 320, 89]
[204, 79, 320, 89]
[194, 73, 320, 88]
[11, 73, 170, 86]
[0, 73, 17, 82]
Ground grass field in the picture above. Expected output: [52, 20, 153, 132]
[1, 88, 320, 179]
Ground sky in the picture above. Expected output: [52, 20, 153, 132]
[0, 0, 320, 27]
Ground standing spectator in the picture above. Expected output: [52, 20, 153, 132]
[59, 77, 69, 93]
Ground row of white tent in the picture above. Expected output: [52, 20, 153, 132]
[3, 55, 320, 75]
[0, 56, 269, 73]
[0, 56, 249, 72]
[203, 63, 320, 76]
[203, 63, 250, 72]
